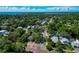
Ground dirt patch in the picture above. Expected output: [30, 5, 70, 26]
[25, 42, 49, 53]
[73, 48, 79, 53]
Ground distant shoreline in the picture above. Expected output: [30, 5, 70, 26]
[0, 12, 79, 15]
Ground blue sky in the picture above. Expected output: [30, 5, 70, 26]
[0, 6, 79, 12]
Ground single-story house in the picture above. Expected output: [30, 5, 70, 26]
[41, 30, 49, 38]
[41, 20, 47, 25]
[60, 37, 70, 44]
[51, 36, 59, 43]
[50, 35, 70, 44]
[71, 40, 79, 48]
[0, 30, 9, 36]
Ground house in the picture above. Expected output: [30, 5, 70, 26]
[71, 39, 79, 48]
[64, 22, 71, 26]
[50, 32, 70, 44]
[41, 30, 49, 38]
[39, 19, 47, 25]
[49, 18, 53, 23]
[60, 37, 70, 44]
[27, 26, 31, 29]
[31, 26, 35, 29]
[0, 30, 9, 36]
[51, 36, 70, 44]
[41, 20, 47, 25]
[51, 36, 59, 43]
[48, 18, 54, 24]
[17, 26, 23, 29]
[50, 32, 60, 43]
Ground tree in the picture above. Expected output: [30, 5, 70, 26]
[31, 32, 40, 42]
[46, 42, 53, 51]
[13, 42, 26, 53]
[46, 38, 55, 51]
[55, 41, 64, 53]
[63, 44, 73, 53]
[0, 36, 12, 52]
[8, 28, 26, 42]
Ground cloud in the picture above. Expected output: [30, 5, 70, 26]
[47, 6, 71, 12]
[0, 6, 79, 12]
[0, 6, 46, 12]
[0, 6, 27, 12]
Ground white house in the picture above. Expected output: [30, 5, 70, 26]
[17, 26, 23, 29]
[39, 19, 47, 25]
[50, 32, 70, 44]
[0, 30, 9, 36]
[51, 36, 59, 43]
[50, 32, 60, 43]
[60, 37, 70, 44]
[41, 20, 47, 25]
[31, 26, 35, 29]
[27, 26, 31, 29]
[71, 40, 79, 48]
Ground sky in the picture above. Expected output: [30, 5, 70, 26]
[0, 6, 79, 12]
[0, 0, 79, 6]
[0, 0, 79, 12]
